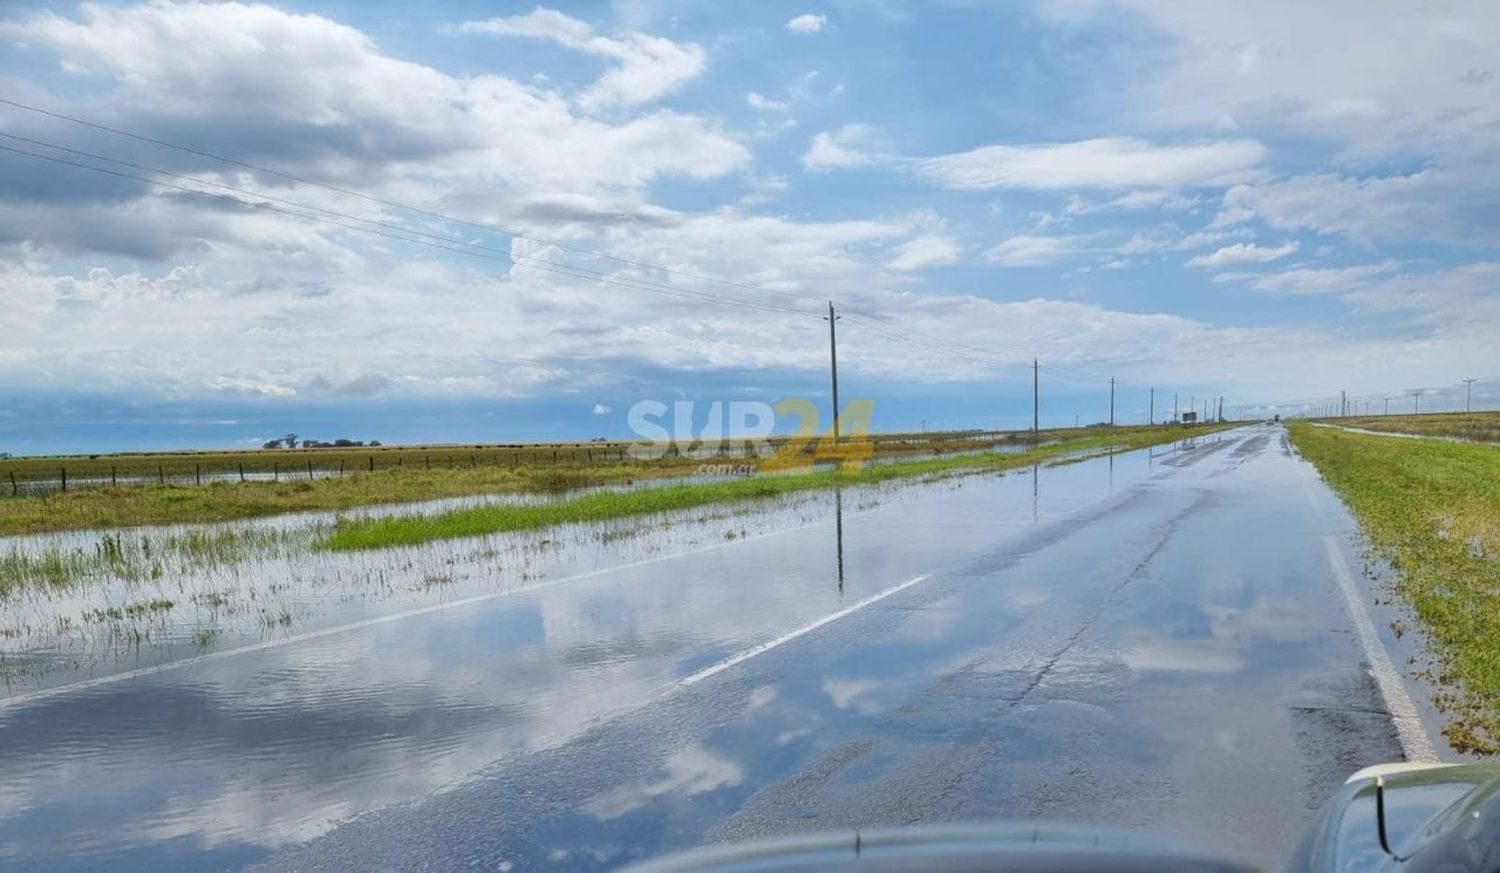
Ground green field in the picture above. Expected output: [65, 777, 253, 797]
[1315, 410, 1500, 444]
[0, 424, 1219, 536]
[1288, 422, 1500, 754]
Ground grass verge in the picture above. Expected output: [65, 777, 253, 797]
[1288, 422, 1500, 754]
[321, 424, 1232, 551]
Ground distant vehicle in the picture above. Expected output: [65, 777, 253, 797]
[1274, 414, 1281, 423]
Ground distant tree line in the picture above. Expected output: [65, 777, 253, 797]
[262, 432, 382, 450]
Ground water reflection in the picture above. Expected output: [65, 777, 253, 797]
[834, 488, 846, 595]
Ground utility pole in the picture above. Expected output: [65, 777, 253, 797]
[825, 301, 841, 443]
[1109, 377, 1115, 426]
[1464, 378, 1477, 413]
[1032, 358, 1039, 439]
[1149, 387, 1155, 425]
[1174, 392, 1179, 423]
[1411, 389, 1424, 414]
[1384, 396, 1389, 416]
[1340, 390, 1346, 417]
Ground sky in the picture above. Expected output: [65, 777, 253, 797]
[0, 0, 1497, 453]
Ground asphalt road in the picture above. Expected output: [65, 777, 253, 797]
[0, 426, 1440, 871]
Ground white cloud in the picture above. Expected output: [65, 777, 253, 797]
[985, 234, 1094, 267]
[802, 124, 880, 171]
[745, 91, 789, 112]
[592, 403, 611, 415]
[1222, 170, 1500, 248]
[1038, 1, 1500, 162]
[2, 3, 749, 200]
[785, 14, 827, 34]
[1186, 240, 1299, 268]
[913, 137, 1266, 191]
[458, 7, 705, 109]
[887, 235, 960, 271]
[1213, 260, 1401, 294]
[1064, 190, 1200, 215]
[1117, 227, 1237, 255]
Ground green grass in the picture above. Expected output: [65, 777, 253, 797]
[1322, 410, 1500, 444]
[321, 424, 1232, 551]
[1288, 422, 1500, 754]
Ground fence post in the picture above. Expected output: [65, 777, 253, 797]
[195, 465, 201, 487]
[111, 466, 117, 487]
[273, 463, 279, 482]
[307, 460, 313, 480]
[339, 459, 345, 478]
[61, 467, 67, 492]
[239, 463, 245, 483]
[9, 471, 16, 496]
[368, 456, 374, 473]
[470, 455, 475, 469]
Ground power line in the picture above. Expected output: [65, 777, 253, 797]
[0, 97, 1103, 373]
[0, 95, 1241, 398]
[840, 314, 1028, 369]
[0, 142, 816, 319]
[1, 133, 1131, 378]
[0, 95, 831, 309]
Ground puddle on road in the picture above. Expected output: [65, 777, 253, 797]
[0, 433, 1225, 871]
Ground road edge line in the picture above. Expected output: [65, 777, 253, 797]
[1322, 534, 1438, 763]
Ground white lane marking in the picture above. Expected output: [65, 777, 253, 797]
[1322, 535, 1437, 763]
[677, 574, 930, 688]
[0, 519, 828, 710]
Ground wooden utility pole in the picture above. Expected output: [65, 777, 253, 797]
[1109, 377, 1115, 426]
[1032, 358, 1039, 438]
[825, 302, 841, 443]
[1464, 378, 1477, 413]
[1149, 387, 1154, 425]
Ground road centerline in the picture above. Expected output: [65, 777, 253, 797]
[676, 573, 931, 689]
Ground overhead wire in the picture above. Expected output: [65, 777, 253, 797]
[0, 141, 815, 319]
[0, 96, 1083, 369]
[0, 95, 830, 309]
[0, 96, 1193, 389]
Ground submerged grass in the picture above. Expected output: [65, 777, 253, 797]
[322, 424, 1231, 551]
[0, 526, 298, 599]
[1288, 422, 1500, 754]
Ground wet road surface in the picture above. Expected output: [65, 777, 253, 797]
[0, 426, 1438, 871]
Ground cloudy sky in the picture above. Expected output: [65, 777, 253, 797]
[1, 0, 1496, 452]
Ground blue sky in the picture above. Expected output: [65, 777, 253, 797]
[0, 1, 1496, 453]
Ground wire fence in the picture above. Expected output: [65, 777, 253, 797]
[0, 429, 1044, 498]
